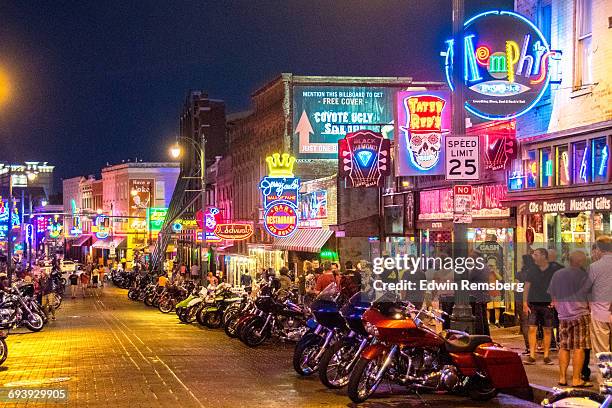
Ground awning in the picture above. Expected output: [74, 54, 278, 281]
[71, 234, 92, 247]
[272, 229, 333, 253]
[92, 237, 125, 249]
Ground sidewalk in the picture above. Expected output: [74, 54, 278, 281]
[490, 325, 598, 402]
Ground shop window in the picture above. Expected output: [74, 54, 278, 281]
[573, 140, 590, 184]
[574, 0, 593, 89]
[594, 212, 611, 239]
[592, 137, 609, 182]
[555, 145, 570, 186]
[525, 150, 538, 189]
[540, 147, 553, 187]
[508, 158, 524, 190]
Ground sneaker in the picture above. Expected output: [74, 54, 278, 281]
[544, 357, 554, 365]
[521, 349, 531, 355]
[495, 322, 501, 328]
[524, 356, 536, 365]
[550, 345, 558, 352]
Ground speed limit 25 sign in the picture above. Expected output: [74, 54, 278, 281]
[445, 136, 480, 181]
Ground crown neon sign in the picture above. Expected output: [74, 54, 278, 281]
[260, 152, 300, 238]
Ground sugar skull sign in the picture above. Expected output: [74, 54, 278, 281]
[395, 90, 450, 176]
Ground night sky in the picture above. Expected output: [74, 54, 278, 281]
[0, 0, 512, 187]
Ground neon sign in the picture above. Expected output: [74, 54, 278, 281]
[48, 215, 62, 239]
[204, 207, 222, 243]
[339, 130, 390, 188]
[260, 153, 299, 238]
[214, 223, 254, 241]
[93, 215, 109, 239]
[395, 90, 450, 176]
[70, 199, 82, 236]
[444, 10, 562, 120]
[599, 145, 609, 177]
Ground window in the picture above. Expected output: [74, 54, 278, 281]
[556, 145, 570, 186]
[592, 137, 609, 182]
[540, 147, 553, 187]
[572, 140, 589, 183]
[575, 0, 593, 88]
[525, 150, 538, 188]
[537, 1, 552, 43]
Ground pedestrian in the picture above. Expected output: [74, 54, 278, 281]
[548, 250, 592, 387]
[548, 246, 563, 351]
[158, 272, 169, 288]
[516, 253, 535, 355]
[313, 262, 338, 295]
[339, 261, 361, 301]
[278, 267, 292, 293]
[583, 235, 612, 387]
[91, 265, 100, 295]
[468, 248, 492, 336]
[80, 270, 90, 298]
[523, 247, 562, 365]
[485, 256, 504, 328]
[206, 272, 218, 287]
[190, 263, 200, 283]
[40, 273, 56, 321]
[240, 270, 252, 288]
[581, 242, 602, 382]
[69, 270, 79, 298]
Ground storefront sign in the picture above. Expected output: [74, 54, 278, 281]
[264, 203, 298, 238]
[298, 190, 327, 223]
[395, 90, 450, 176]
[453, 185, 473, 223]
[445, 136, 480, 180]
[527, 196, 612, 214]
[483, 129, 517, 171]
[147, 207, 168, 232]
[214, 223, 254, 241]
[0, 198, 8, 240]
[70, 199, 82, 236]
[444, 10, 562, 120]
[338, 130, 390, 187]
[48, 215, 63, 239]
[292, 85, 397, 159]
[261, 153, 300, 238]
[205, 207, 222, 242]
[419, 183, 509, 220]
[92, 215, 109, 239]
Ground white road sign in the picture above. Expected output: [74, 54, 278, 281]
[445, 136, 480, 181]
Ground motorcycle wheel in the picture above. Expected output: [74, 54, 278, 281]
[53, 294, 62, 310]
[240, 317, 269, 347]
[319, 338, 355, 388]
[24, 313, 44, 332]
[292, 333, 323, 376]
[203, 311, 222, 329]
[223, 314, 242, 338]
[222, 306, 240, 326]
[196, 307, 210, 327]
[347, 357, 385, 403]
[0, 337, 7, 366]
[186, 305, 199, 323]
[468, 377, 498, 401]
[128, 288, 139, 301]
[158, 299, 174, 314]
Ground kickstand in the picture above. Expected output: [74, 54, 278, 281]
[415, 389, 431, 407]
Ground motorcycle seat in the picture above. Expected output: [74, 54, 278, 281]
[444, 331, 492, 353]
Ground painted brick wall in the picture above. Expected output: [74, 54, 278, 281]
[516, 0, 612, 138]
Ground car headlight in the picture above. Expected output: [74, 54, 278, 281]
[364, 322, 380, 337]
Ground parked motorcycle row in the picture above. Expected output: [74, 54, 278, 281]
[0, 270, 65, 367]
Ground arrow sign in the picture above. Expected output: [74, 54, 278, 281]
[295, 110, 337, 154]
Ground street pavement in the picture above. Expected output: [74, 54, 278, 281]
[0, 287, 541, 408]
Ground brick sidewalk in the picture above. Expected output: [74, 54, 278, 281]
[0, 287, 540, 408]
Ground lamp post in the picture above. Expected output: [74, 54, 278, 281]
[170, 134, 206, 278]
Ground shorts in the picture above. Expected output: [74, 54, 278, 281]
[527, 304, 554, 328]
[559, 315, 591, 350]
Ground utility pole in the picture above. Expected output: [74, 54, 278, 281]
[450, 0, 475, 333]
[200, 130, 206, 282]
[7, 167, 13, 283]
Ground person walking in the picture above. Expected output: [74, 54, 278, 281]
[584, 235, 612, 386]
[314, 262, 338, 295]
[523, 248, 562, 365]
[69, 270, 79, 299]
[516, 253, 535, 355]
[548, 251, 592, 387]
[40, 273, 56, 321]
[91, 266, 100, 296]
[80, 270, 90, 298]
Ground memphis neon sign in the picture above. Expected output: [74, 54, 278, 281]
[444, 10, 562, 120]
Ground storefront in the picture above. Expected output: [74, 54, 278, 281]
[246, 244, 285, 277]
[272, 228, 335, 276]
[416, 183, 517, 313]
[224, 253, 257, 287]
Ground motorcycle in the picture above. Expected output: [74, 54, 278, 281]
[293, 282, 346, 376]
[346, 297, 531, 403]
[542, 352, 612, 407]
[238, 283, 309, 348]
[158, 282, 193, 314]
[317, 291, 373, 388]
[197, 283, 242, 328]
[176, 285, 205, 323]
[0, 329, 7, 366]
[17, 284, 48, 325]
[0, 286, 45, 332]
[223, 294, 257, 338]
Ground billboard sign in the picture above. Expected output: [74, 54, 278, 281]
[339, 130, 390, 187]
[129, 179, 154, 231]
[292, 86, 397, 159]
[395, 90, 450, 176]
[444, 10, 562, 120]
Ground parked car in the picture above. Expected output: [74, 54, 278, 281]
[60, 260, 77, 273]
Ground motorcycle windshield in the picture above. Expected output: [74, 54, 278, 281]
[315, 282, 340, 302]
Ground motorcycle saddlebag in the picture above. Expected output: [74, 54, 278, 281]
[474, 344, 531, 393]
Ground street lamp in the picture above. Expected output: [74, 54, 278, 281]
[168, 136, 206, 279]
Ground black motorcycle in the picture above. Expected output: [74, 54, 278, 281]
[0, 286, 45, 332]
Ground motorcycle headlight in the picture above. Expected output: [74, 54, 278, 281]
[364, 322, 379, 337]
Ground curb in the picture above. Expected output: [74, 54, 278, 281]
[529, 383, 555, 404]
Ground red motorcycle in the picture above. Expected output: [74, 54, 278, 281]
[347, 299, 531, 403]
